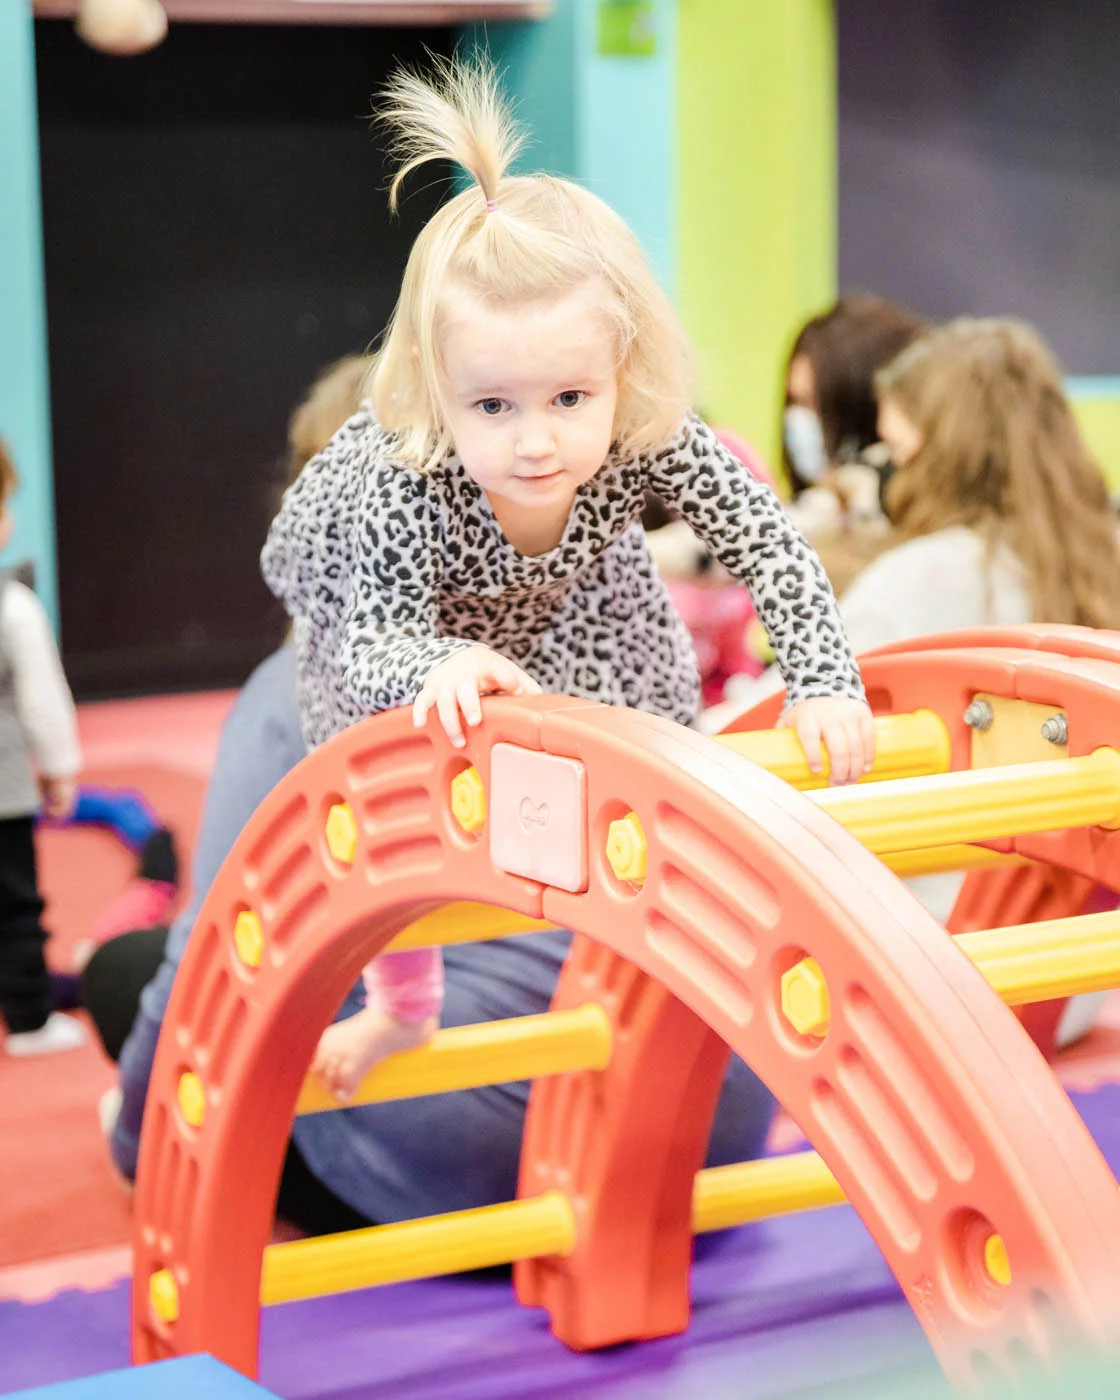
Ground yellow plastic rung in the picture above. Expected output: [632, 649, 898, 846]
[812, 748, 1120, 854]
[389, 902, 555, 952]
[883, 845, 1025, 878]
[692, 1150, 845, 1233]
[294, 1004, 612, 1116]
[715, 709, 951, 790]
[387, 848, 1019, 953]
[260, 1154, 844, 1307]
[260, 1191, 576, 1304]
[959, 908, 1120, 1006]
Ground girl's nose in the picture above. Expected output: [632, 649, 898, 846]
[515, 417, 556, 460]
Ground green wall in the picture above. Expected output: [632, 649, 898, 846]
[677, 0, 836, 467]
[1068, 379, 1120, 495]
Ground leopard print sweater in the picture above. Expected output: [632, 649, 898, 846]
[261, 410, 864, 749]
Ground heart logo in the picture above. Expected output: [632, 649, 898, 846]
[518, 797, 549, 832]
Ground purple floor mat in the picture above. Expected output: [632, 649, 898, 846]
[4, 1086, 1119, 1400]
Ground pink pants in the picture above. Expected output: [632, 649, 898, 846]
[361, 946, 444, 1024]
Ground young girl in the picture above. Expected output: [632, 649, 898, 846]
[262, 57, 874, 1100]
[0, 439, 85, 1056]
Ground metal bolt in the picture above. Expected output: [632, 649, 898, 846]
[1040, 713, 1069, 745]
[963, 699, 994, 732]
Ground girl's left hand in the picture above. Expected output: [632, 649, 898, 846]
[779, 696, 876, 786]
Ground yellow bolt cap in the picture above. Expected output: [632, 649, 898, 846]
[325, 802, 358, 865]
[781, 957, 831, 1037]
[150, 1268, 180, 1323]
[606, 813, 648, 883]
[451, 767, 487, 833]
[233, 910, 263, 969]
[984, 1232, 1011, 1286]
[177, 1071, 206, 1128]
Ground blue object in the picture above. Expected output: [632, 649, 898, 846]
[3, 1353, 279, 1398]
[70, 786, 160, 850]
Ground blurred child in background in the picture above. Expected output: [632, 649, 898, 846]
[0, 439, 84, 1057]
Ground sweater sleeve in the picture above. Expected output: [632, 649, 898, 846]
[646, 416, 865, 707]
[339, 463, 474, 713]
[261, 447, 336, 620]
[0, 581, 81, 777]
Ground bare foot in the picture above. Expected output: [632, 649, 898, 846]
[311, 1008, 437, 1101]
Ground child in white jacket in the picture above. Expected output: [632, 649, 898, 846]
[0, 439, 84, 1056]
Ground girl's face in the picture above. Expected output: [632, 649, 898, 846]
[877, 395, 924, 467]
[439, 283, 619, 546]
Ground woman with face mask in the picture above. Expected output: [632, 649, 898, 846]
[781, 294, 927, 592]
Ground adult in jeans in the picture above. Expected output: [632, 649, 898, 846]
[87, 642, 777, 1233]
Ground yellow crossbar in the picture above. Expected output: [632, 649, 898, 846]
[260, 1191, 576, 1304]
[692, 1151, 845, 1232]
[272, 906, 1120, 1305]
[960, 908, 1120, 1005]
[813, 748, 1120, 854]
[390, 902, 554, 952]
[260, 1152, 848, 1306]
[303, 909, 1120, 1116]
[715, 709, 950, 789]
[295, 1005, 612, 1116]
[385, 710, 1018, 956]
[883, 845, 1023, 878]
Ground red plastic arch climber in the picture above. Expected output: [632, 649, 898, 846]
[132, 636, 1120, 1392]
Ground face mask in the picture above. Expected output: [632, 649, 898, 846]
[783, 406, 828, 485]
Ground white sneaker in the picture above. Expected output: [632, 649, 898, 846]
[5, 1011, 87, 1057]
[99, 1084, 123, 1138]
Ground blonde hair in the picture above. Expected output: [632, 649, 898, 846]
[369, 54, 692, 470]
[877, 317, 1120, 629]
[286, 353, 373, 482]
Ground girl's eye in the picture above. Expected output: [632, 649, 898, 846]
[477, 398, 506, 417]
[556, 390, 585, 409]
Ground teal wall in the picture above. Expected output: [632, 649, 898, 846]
[0, 3, 58, 627]
[470, 0, 676, 294]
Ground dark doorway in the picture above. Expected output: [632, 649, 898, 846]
[35, 20, 452, 698]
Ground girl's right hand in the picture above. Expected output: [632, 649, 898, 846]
[413, 646, 542, 748]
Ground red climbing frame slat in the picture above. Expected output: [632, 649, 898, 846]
[133, 664, 1120, 1392]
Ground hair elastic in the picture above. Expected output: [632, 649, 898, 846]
[485, 198, 498, 213]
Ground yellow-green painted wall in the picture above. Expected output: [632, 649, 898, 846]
[1068, 381, 1120, 495]
[678, 0, 836, 470]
